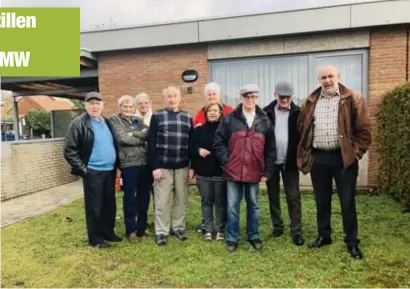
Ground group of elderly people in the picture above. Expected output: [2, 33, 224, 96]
[64, 65, 371, 260]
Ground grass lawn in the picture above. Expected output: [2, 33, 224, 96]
[1, 190, 409, 288]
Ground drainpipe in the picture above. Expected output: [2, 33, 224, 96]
[12, 92, 20, 140]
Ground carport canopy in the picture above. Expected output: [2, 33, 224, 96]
[1, 48, 99, 139]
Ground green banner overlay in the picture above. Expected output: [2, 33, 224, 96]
[0, 8, 80, 77]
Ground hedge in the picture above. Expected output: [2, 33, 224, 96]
[376, 82, 410, 205]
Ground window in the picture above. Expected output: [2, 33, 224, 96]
[209, 49, 368, 107]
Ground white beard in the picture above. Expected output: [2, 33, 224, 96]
[321, 85, 338, 96]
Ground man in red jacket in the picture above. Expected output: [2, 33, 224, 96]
[193, 82, 233, 234]
[193, 82, 233, 127]
[214, 84, 276, 252]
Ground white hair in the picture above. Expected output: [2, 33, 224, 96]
[135, 92, 151, 104]
[204, 82, 221, 95]
[117, 95, 136, 110]
[163, 86, 180, 97]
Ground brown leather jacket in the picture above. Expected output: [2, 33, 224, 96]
[297, 83, 372, 174]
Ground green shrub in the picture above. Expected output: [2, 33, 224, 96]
[376, 82, 410, 205]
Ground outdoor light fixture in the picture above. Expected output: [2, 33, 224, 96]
[182, 70, 198, 83]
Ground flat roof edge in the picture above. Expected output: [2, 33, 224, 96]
[80, 0, 410, 53]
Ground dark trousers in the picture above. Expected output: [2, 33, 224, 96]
[266, 164, 302, 235]
[310, 149, 359, 245]
[82, 169, 117, 245]
[197, 177, 227, 233]
[197, 182, 206, 228]
[121, 165, 152, 237]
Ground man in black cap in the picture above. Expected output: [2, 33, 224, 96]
[64, 91, 122, 248]
[263, 81, 304, 246]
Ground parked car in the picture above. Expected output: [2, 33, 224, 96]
[1, 131, 16, 141]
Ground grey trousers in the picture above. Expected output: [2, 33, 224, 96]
[153, 168, 189, 236]
[197, 177, 227, 233]
[266, 164, 302, 235]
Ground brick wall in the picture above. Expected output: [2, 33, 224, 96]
[1, 139, 78, 201]
[97, 26, 409, 189]
[368, 26, 409, 186]
[98, 45, 209, 117]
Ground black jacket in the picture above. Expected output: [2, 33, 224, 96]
[263, 100, 300, 170]
[63, 113, 118, 177]
[189, 121, 223, 177]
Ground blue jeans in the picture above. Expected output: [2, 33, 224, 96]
[121, 165, 152, 237]
[226, 181, 260, 243]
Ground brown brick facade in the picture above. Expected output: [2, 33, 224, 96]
[98, 45, 209, 117]
[368, 26, 409, 186]
[97, 26, 410, 188]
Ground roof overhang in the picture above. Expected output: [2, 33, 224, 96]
[80, 48, 97, 68]
[80, 0, 410, 52]
[1, 49, 98, 100]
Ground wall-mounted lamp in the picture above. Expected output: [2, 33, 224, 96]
[182, 70, 198, 83]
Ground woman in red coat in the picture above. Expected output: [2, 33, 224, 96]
[193, 82, 233, 127]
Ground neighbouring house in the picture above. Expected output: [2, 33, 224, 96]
[1, 94, 75, 138]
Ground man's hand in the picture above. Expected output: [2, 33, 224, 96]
[152, 169, 163, 182]
[189, 169, 195, 180]
[199, 148, 211, 158]
[261, 176, 268, 183]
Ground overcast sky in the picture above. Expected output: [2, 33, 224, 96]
[2, 0, 385, 31]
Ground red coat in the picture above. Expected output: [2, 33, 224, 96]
[193, 104, 233, 127]
[213, 104, 276, 183]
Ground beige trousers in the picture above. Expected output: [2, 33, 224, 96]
[153, 167, 189, 236]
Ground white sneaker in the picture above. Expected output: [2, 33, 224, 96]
[216, 232, 225, 241]
[203, 233, 212, 241]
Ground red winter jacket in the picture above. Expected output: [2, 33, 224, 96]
[214, 104, 276, 183]
[193, 104, 233, 127]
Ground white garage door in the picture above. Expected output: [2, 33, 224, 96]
[209, 49, 368, 108]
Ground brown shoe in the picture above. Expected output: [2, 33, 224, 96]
[127, 232, 140, 244]
[144, 229, 153, 237]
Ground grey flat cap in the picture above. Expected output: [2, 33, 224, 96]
[275, 81, 294, 97]
[85, 91, 103, 102]
[240, 84, 260, 96]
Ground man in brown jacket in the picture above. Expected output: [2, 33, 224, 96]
[297, 65, 371, 260]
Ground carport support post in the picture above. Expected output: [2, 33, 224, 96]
[12, 92, 20, 140]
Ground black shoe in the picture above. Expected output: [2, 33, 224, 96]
[103, 233, 122, 242]
[156, 234, 167, 246]
[292, 234, 305, 246]
[308, 236, 332, 248]
[195, 223, 206, 234]
[226, 241, 238, 253]
[347, 244, 363, 259]
[90, 242, 111, 249]
[173, 230, 187, 241]
[272, 229, 283, 237]
[249, 239, 263, 250]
